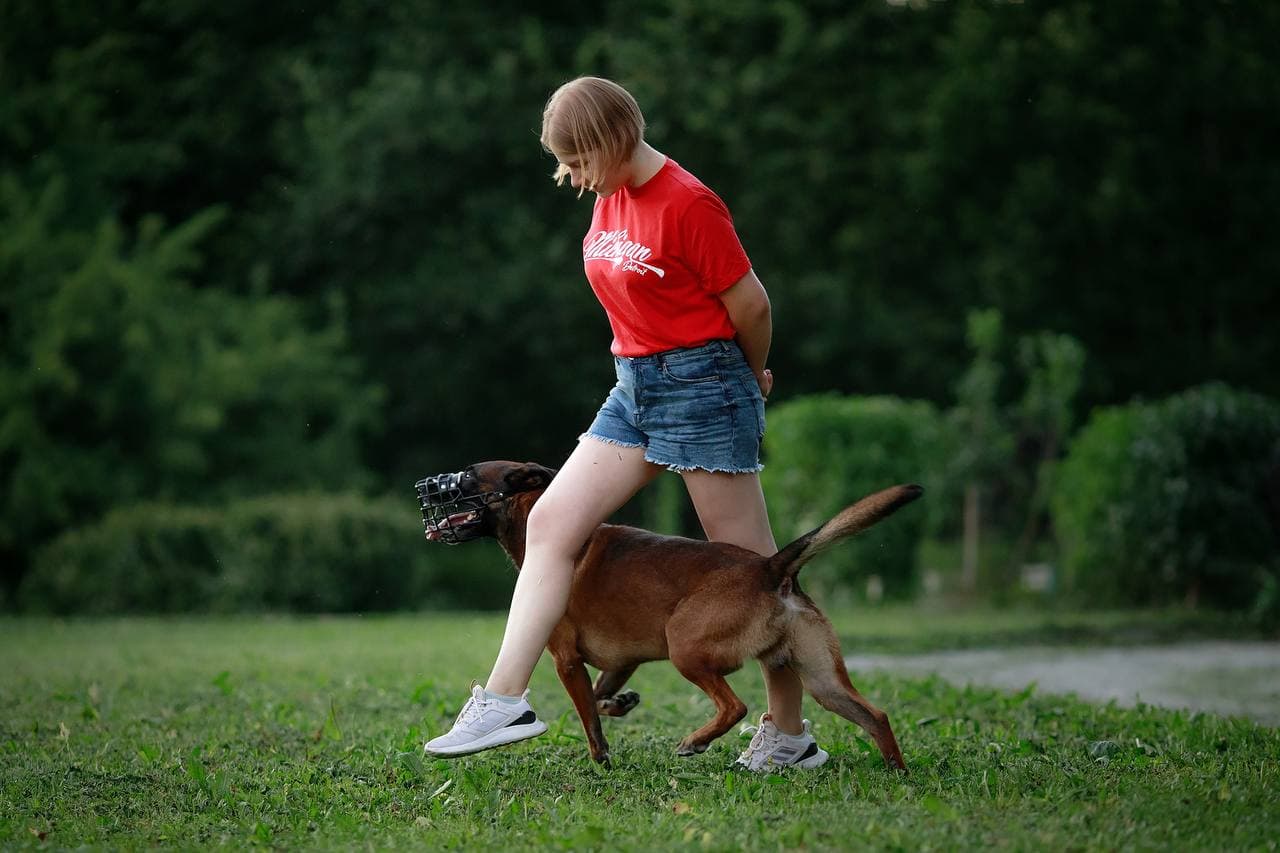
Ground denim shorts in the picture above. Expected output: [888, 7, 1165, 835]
[582, 339, 766, 474]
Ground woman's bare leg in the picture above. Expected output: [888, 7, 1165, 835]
[680, 469, 806, 735]
[485, 438, 660, 695]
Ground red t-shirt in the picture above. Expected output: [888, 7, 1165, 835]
[582, 158, 752, 356]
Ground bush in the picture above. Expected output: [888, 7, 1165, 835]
[19, 492, 519, 614]
[1053, 383, 1280, 612]
[762, 394, 938, 600]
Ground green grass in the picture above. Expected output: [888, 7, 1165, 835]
[2, 611, 1277, 850]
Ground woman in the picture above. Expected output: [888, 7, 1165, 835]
[426, 77, 826, 771]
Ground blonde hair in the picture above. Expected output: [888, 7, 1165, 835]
[540, 77, 645, 193]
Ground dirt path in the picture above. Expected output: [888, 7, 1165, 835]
[846, 641, 1280, 726]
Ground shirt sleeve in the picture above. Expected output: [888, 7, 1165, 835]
[679, 194, 753, 294]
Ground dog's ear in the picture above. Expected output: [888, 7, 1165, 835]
[504, 463, 556, 493]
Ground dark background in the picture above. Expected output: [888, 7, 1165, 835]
[3, 0, 1277, 603]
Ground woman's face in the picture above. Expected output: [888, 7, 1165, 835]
[555, 150, 628, 197]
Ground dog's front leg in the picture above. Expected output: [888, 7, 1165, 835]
[550, 648, 612, 765]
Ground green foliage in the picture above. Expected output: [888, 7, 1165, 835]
[1001, 331, 1088, 581]
[1053, 384, 1280, 612]
[1016, 332, 1086, 445]
[0, 176, 382, 589]
[4, 0, 1280, 609]
[260, 5, 606, 483]
[762, 395, 937, 600]
[18, 493, 517, 614]
[926, 318, 1087, 558]
[951, 309, 1008, 464]
[879, 2, 1280, 403]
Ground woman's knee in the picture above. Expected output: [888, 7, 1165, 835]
[525, 496, 591, 556]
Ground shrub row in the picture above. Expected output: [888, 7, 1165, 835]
[18, 384, 1278, 616]
[1052, 383, 1280, 614]
[762, 394, 939, 600]
[19, 492, 517, 613]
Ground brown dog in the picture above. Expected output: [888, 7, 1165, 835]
[417, 460, 920, 770]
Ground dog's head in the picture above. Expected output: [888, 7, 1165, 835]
[415, 461, 556, 544]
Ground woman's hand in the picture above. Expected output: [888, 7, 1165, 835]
[756, 368, 773, 400]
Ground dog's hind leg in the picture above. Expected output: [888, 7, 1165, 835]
[593, 666, 640, 717]
[550, 646, 612, 764]
[787, 611, 908, 771]
[668, 660, 748, 756]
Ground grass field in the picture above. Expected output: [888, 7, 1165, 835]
[2, 609, 1277, 850]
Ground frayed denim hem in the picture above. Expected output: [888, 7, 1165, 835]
[645, 457, 765, 475]
[579, 432, 645, 450]
[578, 433, 764, 474]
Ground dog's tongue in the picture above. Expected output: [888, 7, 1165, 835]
[424, 510, 479, 541]
[448, 510, 477, 526]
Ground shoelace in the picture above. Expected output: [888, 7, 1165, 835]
[455, 693, 492, 728]
[738, 724, 781, 764]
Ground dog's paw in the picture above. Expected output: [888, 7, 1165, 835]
[597, 690, 641, 717]
[675, 741, 709, 757]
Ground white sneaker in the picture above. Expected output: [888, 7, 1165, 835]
[735, 713, 829, 772]
[424, 684, 548, 757]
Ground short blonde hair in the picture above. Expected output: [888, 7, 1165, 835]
[540, 77, 645, 192]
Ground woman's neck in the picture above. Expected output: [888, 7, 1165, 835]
[627, 142, 667, 188]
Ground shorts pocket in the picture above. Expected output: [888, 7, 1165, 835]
[734, 374, 767, 437]
[661, 355, 719, 384]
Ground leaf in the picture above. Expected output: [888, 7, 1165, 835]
[211, 671, 233, 696]
[921, 795, 959, 820]
[184, 750, 208, 787]
[321, 699, 342, 741]
[573, 825, 605, 846]
[1011, 682, 1037, 704]
[672, 801, 694, 815]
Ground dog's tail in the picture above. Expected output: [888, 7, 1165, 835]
[766, 484, 924, 586]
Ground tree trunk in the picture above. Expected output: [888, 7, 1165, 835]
[961, 483, 980, 592]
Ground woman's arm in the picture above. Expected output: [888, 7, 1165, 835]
[719, 270, 774, 398]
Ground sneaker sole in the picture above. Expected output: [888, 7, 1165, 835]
[423, 719, 548, 757]
[734, 746, 831, 772]
[793, 746, 830, 769]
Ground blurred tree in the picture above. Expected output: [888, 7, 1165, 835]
[255, 4, 613, 484]
[1005, 331, 1086, 584]
[946, 309, 1013, 592]
[0, 176, 380, 595]
[3, 0, 1279, 607]
[0, 0, 320, 282]
[878, 1, 1280, 404]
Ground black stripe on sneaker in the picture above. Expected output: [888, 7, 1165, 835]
[797, 742, 819, 762]
[505, 710, 537, 727]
